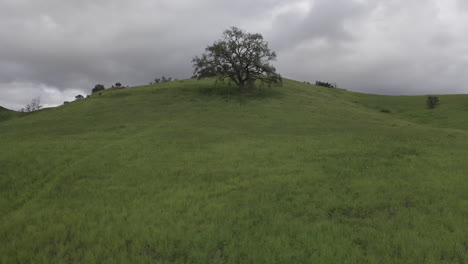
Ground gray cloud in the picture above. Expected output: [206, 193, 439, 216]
[1, 0, 467, 109]
[269, 0, 373, 48]
[270, 0, 468, 95]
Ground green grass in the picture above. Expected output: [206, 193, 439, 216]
[0, 106, 18, 122]
[1, 79, 467, 263]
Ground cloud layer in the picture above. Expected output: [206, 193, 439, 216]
[1, 0, 468, 109]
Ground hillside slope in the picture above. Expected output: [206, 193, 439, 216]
[354, 93, 468, 131]
[0, 106, 17, 122]
[1, 79, 467, 263]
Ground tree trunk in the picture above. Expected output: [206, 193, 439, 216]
[239, 79, 254, 94]
[247, 79, 255, 92]
[239, 82, 246, 93]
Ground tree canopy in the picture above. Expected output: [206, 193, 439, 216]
[192, 27, 281, 93]
[92, 84, 105, 94]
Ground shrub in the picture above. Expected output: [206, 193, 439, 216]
[154, 76, 174, 84]
[161, 76, 172, 83]
[316, 81, 337, 88]
[380, 109, 391, 113]
[426, 96, 439, 109]
[92, 84, 105, 94]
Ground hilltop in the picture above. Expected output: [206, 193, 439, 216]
[1, 78, 467, 263]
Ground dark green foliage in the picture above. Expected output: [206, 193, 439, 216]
[115, 82, 122, 88]
[381, 109, 391, 113]
[75, 95, 84, 100]
[316, 81, 337, 88]
[153, 76, 172, 84]
[161, 76, 172, 83]
[192, 27, 282, 93]
[427, 96, 439, 109]
[92, 84, 105, 94]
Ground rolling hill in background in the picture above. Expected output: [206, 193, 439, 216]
[1, 79, 467, 263]
[0, 106, 17, 122]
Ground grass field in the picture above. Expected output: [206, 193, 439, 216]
[1, 79, 467, 263]
[0, 106, 18, 122]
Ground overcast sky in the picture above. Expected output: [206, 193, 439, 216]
[1, 0, 468, 110]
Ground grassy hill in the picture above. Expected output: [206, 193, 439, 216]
[1, 79, 467, 263]
[0, 106, 18, 122]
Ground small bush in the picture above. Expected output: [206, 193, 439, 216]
[316, 81, 337, 88]
[153, 76, 174, 84]
[92, 84, 105, 94]
[426, 96, 439, 109]
[380, 109, 391, 113]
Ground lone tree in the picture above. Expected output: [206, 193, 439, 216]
[427, 96, 440, 109]
[92, 84, 105, 94]
[192, 27, 281, 93]
[21, 97, 42, 112]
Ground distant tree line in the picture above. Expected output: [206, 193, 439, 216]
[315, 81, 338, 88]
[150, 76, 176, 85]
[302, 81, 339, 88]
[90, 82, 128, 94]
[61, 82, 128, 105]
